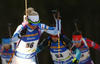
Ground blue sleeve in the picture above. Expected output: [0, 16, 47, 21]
[73, 48, 81, 61]
[38, 23, 54, 30]
[12, 25, 24, 38]
[38, 19, 61, 35]
[84, 38, 87, 40]
[48, 27, 55, 30]
[11, 25, 23, 43]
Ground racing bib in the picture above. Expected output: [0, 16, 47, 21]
[15, 40, 39, 59]
[50, 49, 72, 61]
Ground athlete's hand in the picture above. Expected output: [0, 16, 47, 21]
[72, 58, 78, 64]
[20, 28, 27, 36]
[52, 10, 61, 19]
[55, 12, 61, 19]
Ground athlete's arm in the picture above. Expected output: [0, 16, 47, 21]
[62, 35, 81, 61]
[85, 38, 100, 51]
[11, 24, 24, 43]
[38, 19, 61, 34]
[11, 21, 28, 43]
[36, 37, 49, 53]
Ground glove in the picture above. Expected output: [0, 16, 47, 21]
[72, 58, 79, 64]
[20, 28, 27, 36]
[52, 10, 61, 19]
[55, 12, 61, 19]
[18, 28, 27, 38]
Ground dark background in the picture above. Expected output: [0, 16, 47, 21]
[0, 0, 100, 64]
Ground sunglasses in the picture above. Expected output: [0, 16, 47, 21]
[28, 19, 40, 24]
[73, 40, 81, 43]
[29, 23, 38, 26]
[50, 35, 58, 38]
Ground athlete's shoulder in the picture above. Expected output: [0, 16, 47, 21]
[83, 38, 87, 40]
[48, 36, 51, 39]
[62, 35, 66, 37]
[40, 37, 51, 46]
[43, 36, 51, 43]
[38, 23, 46, 26]
[60, 34, 68, 38]
[61, 34, 71, 41]
[84, 38, 92, 42]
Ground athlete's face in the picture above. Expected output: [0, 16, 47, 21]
[28, 23, 37, 30]
[74, 42, 81, 47]
[72, 35, 82, 47]
[3, 44, 11, 50]
[73, 40, 82, 47]
[50, 35, 58, 42]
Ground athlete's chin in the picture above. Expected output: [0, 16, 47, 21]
[76, 46, 79, 47]
[53, 40, 57, 42]
[31, 28, 35, 30]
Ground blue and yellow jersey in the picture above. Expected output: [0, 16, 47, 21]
[37, 34, 81, 64]
[49, 40, 73, 64]
[0, 44, 16, 64]
[11, 19, 61, 64]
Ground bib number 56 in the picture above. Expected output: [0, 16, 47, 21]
[26, 42, 34, 48]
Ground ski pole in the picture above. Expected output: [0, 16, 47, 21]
[73, 19, 79, 31]
[57, 10, 61, 64]
[73, 19, 89, 48]
[8, 23, 12, 38]
[52, 9, 61, 64]
[25, 0, 28, 20]
[7, 23, 14, 64]
[8, 38, 22, 64]
[8, 0, 28, 64]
